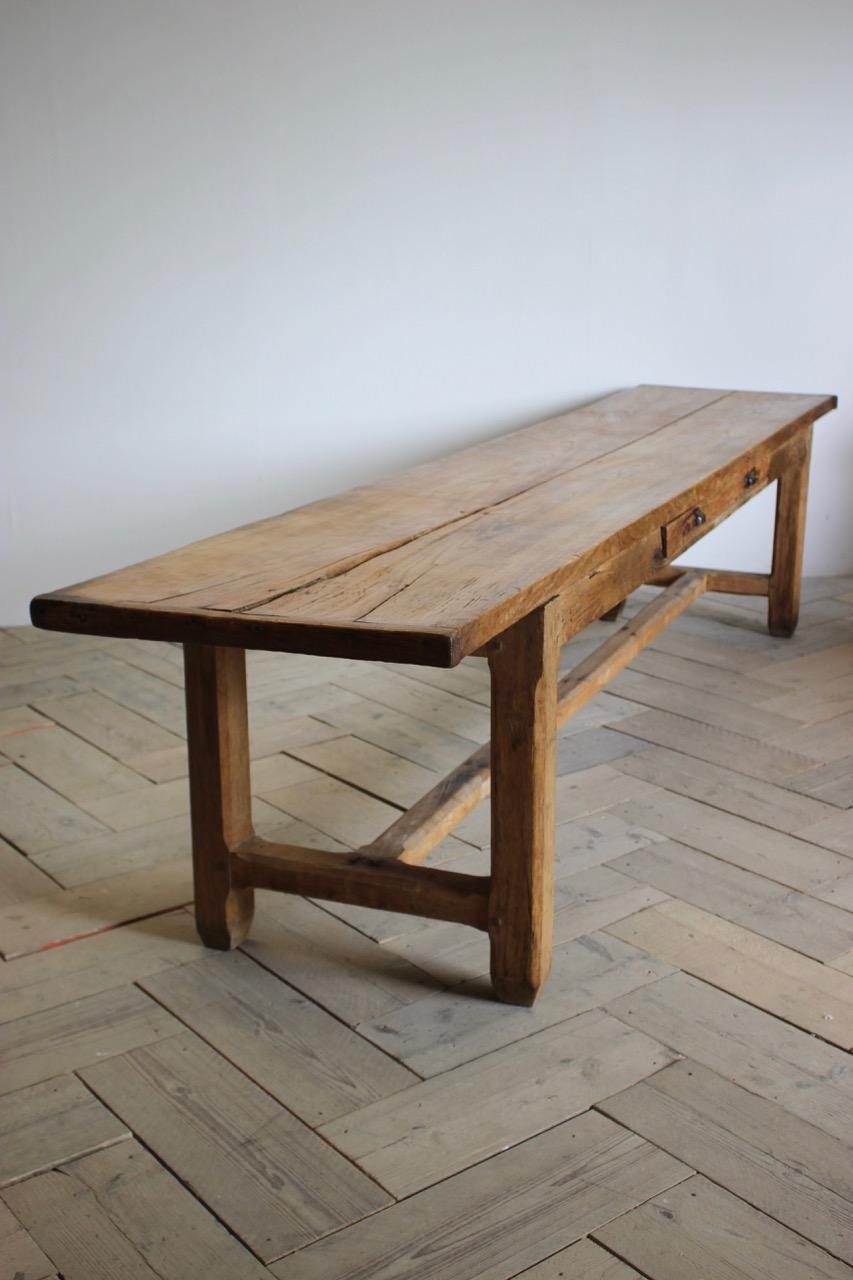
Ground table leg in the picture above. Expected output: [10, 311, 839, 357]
[769, 427, 813, 638]
[183, 643, 255, 948]
[488, 600, 559, 1005]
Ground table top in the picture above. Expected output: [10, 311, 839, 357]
[31, 385, 836, 665]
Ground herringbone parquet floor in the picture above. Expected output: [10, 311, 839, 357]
[2, 579, 853, 1278]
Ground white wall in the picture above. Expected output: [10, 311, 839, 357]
[2, 0, 852, 624]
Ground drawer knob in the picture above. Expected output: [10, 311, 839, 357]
[744, 467, 759, 488]
[691, 508, 706, 528]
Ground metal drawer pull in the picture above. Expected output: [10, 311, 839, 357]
[744, 467, 759, 488]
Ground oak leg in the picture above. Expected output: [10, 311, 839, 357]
[488, 600, 559, 1005]
[184, 643, 255, 948]
[768, 428, 812, 638]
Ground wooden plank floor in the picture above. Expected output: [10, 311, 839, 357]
[2, 579, 853, 1278]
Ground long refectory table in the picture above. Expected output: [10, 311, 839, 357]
[31, 385, 837, 1004]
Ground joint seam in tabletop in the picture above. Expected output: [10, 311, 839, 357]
[37, 386, 704, 612]
[222, 389, 735, 616]
[29, 390, 836, 668]
[254, 403, 830, 650]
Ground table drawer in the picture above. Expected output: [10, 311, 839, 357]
[662, 460, 765, 560]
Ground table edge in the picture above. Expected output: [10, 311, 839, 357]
[29, 392, 838, 667]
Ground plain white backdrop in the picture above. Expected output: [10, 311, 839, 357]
[2, 0, 851, 623]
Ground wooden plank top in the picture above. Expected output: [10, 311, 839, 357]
[31, 386, 836, 666]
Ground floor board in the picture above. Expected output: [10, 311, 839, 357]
[270, 1112, 689, 1279]
[593, 1175, 853, 1279]
[318, 1009, 678, 1195]
[597, 1059, 853, 1263]
[79, 1032, 390, 1261]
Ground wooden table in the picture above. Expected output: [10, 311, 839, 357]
[31, 385, 837, 1004]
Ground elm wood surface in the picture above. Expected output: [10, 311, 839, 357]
[31, 386, 835, 664]
[27, 385, 836, 1005]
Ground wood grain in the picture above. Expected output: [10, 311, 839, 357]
[358, 928, 673, 1073]
[0, 985, 182, 1095]
[242, 891, 436, 1025]
[32, 388, 835, 662]
[0, 723, 149, 805]
[607, 899, 853, 1046]
[608, 838, 790, 921]
[26, 1141, 271, 1279]
[260, 773, 403, 848]
[615, 744, 835, 834]
[0, 911, 204, 1024]
[516, 1238, 642, 1279]
[610, 788, 852, 891]
[0, 760, 108, 854]
[0, 1076, 128, 1187]
[599, 1058, 853, 1263]
[610, 707, 819, 783]
[0, 857, 195, 958]
[80, 1031, 390, 1261]
[32, 689, 184, 766]
[0, 832, 58, 903]
[4, 1168, 159, 1280]
[0, 1197, 55, 1280]
[139, 949, 416, 1123]
[609, 664, 800, 739]
[318, 1008, 677, 1195]
[270, 1110, 689, 1280]
[5, 564, 853, 1278]
[594, 1174, 852, 1280]
[284, 733, 439, 809]
[607, 972, 853, 1143]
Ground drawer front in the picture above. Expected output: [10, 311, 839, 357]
[662, 459, 766, 560]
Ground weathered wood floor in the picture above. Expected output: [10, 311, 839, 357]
[2, 578, 853, 1279]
